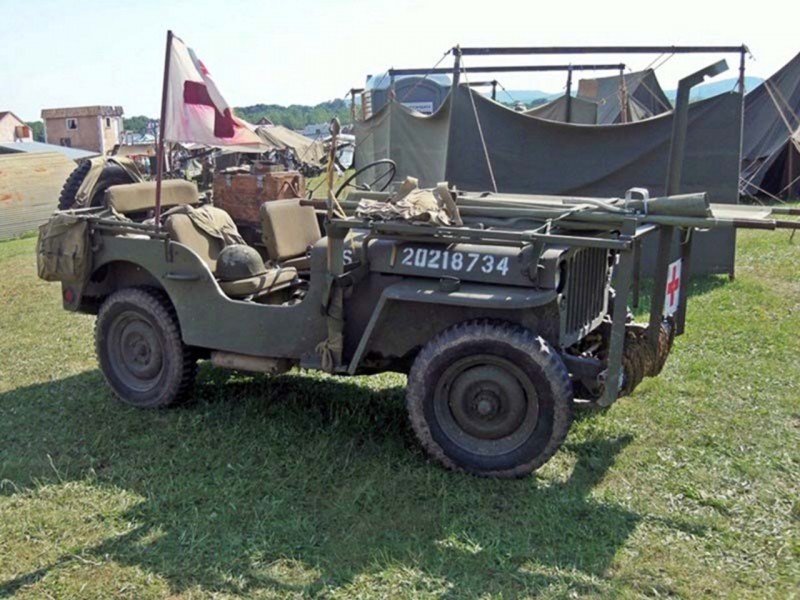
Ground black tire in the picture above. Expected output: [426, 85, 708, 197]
[95, 288, 196, 408]
[406, 320, 573, 478]
[58, 160, 136, 210]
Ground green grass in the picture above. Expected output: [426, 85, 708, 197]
[1, 229, 798, 599]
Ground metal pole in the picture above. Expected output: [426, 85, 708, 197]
[565, 67, 573, 123]
[458, 45, 748, 56]
[154, 29, 173, 233]
[600, 218, 637, 407]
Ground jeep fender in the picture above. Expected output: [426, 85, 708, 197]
[347, 279, 557, 374]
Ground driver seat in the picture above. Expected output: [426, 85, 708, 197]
[260, 199, 322, 272]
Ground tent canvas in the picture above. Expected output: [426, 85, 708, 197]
[256, 124, 325, 165]
[740, 51, 800, 198]
[525, 95, 599, 124]
[577, 69, 673, 124]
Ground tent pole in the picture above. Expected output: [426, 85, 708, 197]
[565, 66, 573, 123]
[154, 30, 173, 233]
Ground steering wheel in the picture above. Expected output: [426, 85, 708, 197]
[335, 159, 397, 197]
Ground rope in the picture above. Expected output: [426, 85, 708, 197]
[459, 55, 498, 193]
[496, 81, 518, 105]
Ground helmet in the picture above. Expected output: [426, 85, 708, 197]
[216, 244, 267, 281]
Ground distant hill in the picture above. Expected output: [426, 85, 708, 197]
[665, 76, 764, 102]
[234, 99, 351, 130]
[494, 89, 558, 105]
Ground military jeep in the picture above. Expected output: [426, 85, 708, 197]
[37, 153, 799, 478]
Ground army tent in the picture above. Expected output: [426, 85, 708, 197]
[524, 69, 672, 125]
[576, 69, 673, 124]
[740, 51, 800, 198]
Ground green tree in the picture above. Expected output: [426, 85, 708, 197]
[26, 121, 45, 142]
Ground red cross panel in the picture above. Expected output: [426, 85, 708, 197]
[183, 81, 235, 138]
[663, 259, 682, 316]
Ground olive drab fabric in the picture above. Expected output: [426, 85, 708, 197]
[355, 177, 462, 226]
[525, 95, 599, 124]
[74, 157, 144, 208]
[36, 213, 92, 283]
[162, 204, 245, 246]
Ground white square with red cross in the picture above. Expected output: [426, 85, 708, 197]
[663, 259, 682, 317]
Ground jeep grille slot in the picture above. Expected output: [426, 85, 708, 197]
[563, 247, 609, 344]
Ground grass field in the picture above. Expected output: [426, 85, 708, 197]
[0, 228, 798, 599]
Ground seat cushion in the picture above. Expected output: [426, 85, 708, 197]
[260, 199, 321, 263]
[218, 267, 298, 298]
[107, 179, 199, 214]
[165, 212, 225, 271]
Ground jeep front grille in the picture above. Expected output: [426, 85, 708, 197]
[562, 247, 610, 346]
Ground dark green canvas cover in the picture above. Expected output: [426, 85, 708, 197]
[740, 51, 800, 197]
[354, 99, 450, 188]
[525, 95, 599, 124]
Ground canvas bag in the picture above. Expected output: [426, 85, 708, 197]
[36, 213, 92, 282]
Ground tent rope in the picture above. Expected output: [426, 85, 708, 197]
[459, 55, 498, 193]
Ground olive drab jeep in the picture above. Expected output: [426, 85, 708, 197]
[37, 153, 799, 478]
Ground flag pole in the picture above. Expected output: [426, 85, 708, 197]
[154, 29, 174, 232]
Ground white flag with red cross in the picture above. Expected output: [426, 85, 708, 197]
[163, 35, 265, 147]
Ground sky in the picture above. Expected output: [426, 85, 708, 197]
[1, 0, 797, 122]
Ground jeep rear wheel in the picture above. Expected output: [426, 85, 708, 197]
[406, 320, 573, 478]
[96, 288, 196, 408]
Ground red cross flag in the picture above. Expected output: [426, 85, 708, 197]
[164, 35, 264, 148]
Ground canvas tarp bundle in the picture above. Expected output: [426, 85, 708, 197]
[37, 213, 92, 283]
[740, 51, 800, 197]
[576, 69, 673, 124]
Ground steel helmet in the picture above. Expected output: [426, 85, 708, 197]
[216, 244, 267, 281]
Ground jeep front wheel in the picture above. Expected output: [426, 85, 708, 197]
[406, 320, 573, 478]
[95, 288, 196, 408]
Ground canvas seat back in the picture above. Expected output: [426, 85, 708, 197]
[107, 179, 199, 215]
[165, 205, 243, 272]
[260, 199, 321, 268]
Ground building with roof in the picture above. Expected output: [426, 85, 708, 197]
[41, 105, 124, 154]
[0, 111, 33, 143]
